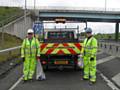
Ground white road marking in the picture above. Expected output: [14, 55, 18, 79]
[112, 73, 120, 88]
[97, 54, 120, 90]
[99, 71, 120, 90]
[97, 56, 116, 65]
[8, 75, 23, 90]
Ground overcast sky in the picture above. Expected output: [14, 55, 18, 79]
[0, 0, 120, 9]
[0, 0, 120, 33]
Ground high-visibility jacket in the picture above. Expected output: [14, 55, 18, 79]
[83, 36, 98, 57]
[21, 37, 40, 58]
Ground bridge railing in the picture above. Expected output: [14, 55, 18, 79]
[29, 6, 120, 12]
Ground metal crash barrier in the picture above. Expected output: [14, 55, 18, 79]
[0, 46, 21, 63]
[0, 46, 22, 76]
[0, 46, 21, 53]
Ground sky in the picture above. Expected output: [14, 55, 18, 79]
[0, 0, 120, 33]
[0, 0, 120, 9]
[44, 22, 116, 34]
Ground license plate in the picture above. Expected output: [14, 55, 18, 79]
[54, 61, 68, 64]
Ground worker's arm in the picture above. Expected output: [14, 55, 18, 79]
[21, 39, 26, 58]
[91, 38, 98, 57]
[80, 45, 84, 55]
[36, 38, 40, 57]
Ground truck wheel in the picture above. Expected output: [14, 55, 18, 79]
[46, 65, 48, 70]
[74, 65, 80, 71]
[43, 65, 48, 71]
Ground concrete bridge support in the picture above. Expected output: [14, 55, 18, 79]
[0, 14, 33, 40]
[115, 22, 119, 41]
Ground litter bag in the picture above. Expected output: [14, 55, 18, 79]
[78, 57, 84, 69]
[36, 60, 46, 80]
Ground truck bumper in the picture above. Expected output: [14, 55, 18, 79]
[40, 54, 78, 66]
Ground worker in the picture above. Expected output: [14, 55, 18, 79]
[81, 27, 98, 85]
[21, 29, 40, 82]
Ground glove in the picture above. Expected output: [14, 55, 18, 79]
[90, 57, 94, 61]
[22, 57, 25, 62]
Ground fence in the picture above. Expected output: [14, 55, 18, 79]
[98, 42, 120, 56]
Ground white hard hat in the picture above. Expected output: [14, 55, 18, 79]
[27, 29, 34, 33]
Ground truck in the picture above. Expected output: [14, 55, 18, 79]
[39, 27, 82, 70]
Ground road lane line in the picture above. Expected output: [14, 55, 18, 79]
[97, 56, 115, 65]
[9, 75, 23, 90]
[112, 73, 120, 88]
[97, 55, 120, 90]
[99, 71, 120, 90]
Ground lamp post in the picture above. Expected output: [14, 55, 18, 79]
[105, 0, 107, 11]
[34, 0, 36, 10]
[33, 0, 36, 35]
[34, 0, 36, 21]
[24, 0, 27, 38]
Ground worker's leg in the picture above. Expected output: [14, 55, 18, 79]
[28, 58, 36, 80]
[89, 57, 97, 82]
[83, 56, 90, 79]
[23, 58, 30, 80]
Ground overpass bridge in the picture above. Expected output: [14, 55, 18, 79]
[30, 7, 120, 40]
[33, 7, 120, 22]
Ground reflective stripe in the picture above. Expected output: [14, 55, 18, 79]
[40, 43, 82, 54]
[62, 48, 71, 54]
[51, 44, 70, 54]
[51, 48, 60, 54]
[51, 44, 61, 54]
[84, 46, 97, 49]
[84, 52, 96, 56]
[83, 73, 89, 78]
[46, 43, 59, 54]
[68, 43, 81, 54]
[40, 43, 48, 51]
[63, 43, 77, 54]
[90, 75, 96, 79]
[41, 44, 54, 54]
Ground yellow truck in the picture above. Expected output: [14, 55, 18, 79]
[40, 28, 82, 70]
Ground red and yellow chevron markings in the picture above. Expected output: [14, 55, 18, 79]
[40, 43, 82, 55]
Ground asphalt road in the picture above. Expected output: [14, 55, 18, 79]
[14, 70, 111, 90]
[0, 52, 120, 90]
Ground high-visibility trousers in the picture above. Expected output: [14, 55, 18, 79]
[83, 56, 96, 82]
[23, 57, 36, 80]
